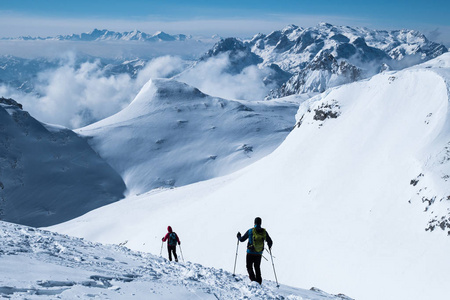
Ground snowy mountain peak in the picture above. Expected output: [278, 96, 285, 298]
[205, 37, 246, 55]
[151, 31, 177, 41]
[281, 24, 300, 34]
[201, 37, 263, 73]
[152, 79, 206, 99]
[77, 78, 300, 194]
[130, 79, 207, 109]
[0, 97, 23, 110]
[318, 22, 334, 28]
[88, 28, 107, 35]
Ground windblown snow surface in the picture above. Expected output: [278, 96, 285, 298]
[0, 221, 350, 300]
[52, 53, 450, 300]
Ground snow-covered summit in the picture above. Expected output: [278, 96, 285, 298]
[200, 37, 263, 74]
[0, 96, 23, 109]
[77, 78, 303, 194]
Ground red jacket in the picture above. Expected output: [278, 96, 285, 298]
[162, 226, 180, 245]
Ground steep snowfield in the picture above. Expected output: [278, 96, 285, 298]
[76, 79, 304, 194]
[0, 98, 126, 227]
[51, 53, 450, 300]
[0, 221, 351, 300]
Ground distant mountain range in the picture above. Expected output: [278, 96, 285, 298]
[201, 23, 448, 98]
[1, 23, 448, 103]
[1, 29, 193, 42]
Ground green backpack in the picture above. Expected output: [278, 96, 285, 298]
[251, 228, 266, 252]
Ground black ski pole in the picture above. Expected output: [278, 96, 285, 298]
[269, 248, 279, 288]
[233, 239, 239, 276]
[179, 244, 185, 263]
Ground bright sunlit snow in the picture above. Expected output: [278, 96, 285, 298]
[51, 53, 450, 300]
[0, 221, 351, 299]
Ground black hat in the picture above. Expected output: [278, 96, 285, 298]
[254, 217, 262, 226]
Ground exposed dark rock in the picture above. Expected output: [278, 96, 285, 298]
[267, 53, 362, 98]
[200, 38, 263, 74]
[410, 173, 424, 186]
[0, 97, 22, 110]
[426, 216, 450, 233]
[313, 101, 341, 121]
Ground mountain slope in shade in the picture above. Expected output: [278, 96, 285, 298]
[0, 97, 126, 227]
[76, 79, 305, 194]
[51, 53, 450, 300]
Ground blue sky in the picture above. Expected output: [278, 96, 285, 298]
[1, 0, 449, 45]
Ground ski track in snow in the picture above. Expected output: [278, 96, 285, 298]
[0, 221, 349, 300]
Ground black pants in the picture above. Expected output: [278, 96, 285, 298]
[168, 245, 178, 261]
[246, 253, 262, 284]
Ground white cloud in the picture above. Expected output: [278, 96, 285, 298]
[136, 56, 187, 87]
[29, 60, 135, 128]
[177, 54, 274, 101]
[0, 52, 275, 128]
[0, 55, 189, 129]
[0, 40, 213, 60]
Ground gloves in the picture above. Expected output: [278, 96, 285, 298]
[178, 241, 181, 245]
[161, 237, 164, 241]
[237, 232, 241, 239]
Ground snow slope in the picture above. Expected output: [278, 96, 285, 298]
[0, 97, 126, 227]
[0, 221, 352, 300]
[76, 79, 304, 194]
[51, 53, 450, 300]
